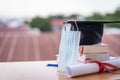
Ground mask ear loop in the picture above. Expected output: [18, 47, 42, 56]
[64, 20, 67, 31]
[74, 20, 79, 31]
[64, 20, 79, 31]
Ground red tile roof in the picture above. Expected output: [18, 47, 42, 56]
[0, 31, 119, 62]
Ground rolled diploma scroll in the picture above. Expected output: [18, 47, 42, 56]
[65, 58, 120, 77]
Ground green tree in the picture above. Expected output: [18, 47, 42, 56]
[85, 12, 104, 20]
[104, 6, 120, 28]
[68, 14, 80, 18]
[51, 14, 65, 19]
[85, 6, 120, 28]
[24, 20, 29, 24]
[30, 16, 52, 32]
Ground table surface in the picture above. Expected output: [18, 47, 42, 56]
[0, 60, 120, 80]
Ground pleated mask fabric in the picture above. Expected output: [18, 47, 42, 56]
[58, 21, 81, 71]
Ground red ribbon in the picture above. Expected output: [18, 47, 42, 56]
[84, 58, 120, 74]
[80, 46, 84, 56]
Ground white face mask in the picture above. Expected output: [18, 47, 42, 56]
[58, 21, 81, 71]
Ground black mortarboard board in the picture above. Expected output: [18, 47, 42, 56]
[64, 20, 120, 45]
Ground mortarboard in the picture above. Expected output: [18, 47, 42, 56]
[64, 20, 120, 45]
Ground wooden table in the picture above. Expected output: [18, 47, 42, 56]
[0, 60, 120, 80]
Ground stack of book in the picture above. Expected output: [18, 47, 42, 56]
[78, 43, 110, 62]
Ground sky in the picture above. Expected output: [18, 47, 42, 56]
[0, 0, 120, 18]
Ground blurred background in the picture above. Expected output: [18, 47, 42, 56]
[0, 0, 120, 62]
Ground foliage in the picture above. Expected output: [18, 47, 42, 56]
[85, 12, 104, 20]
[26, 6, 120, 31]
[85, 6, 120, 28]
[24, 20, 29, 24]
[50, 14, 65, 19]
[68, 14, 80, 18]
[30, 16, 52, 32]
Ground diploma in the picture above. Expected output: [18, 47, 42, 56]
[65, 58, 120, 77]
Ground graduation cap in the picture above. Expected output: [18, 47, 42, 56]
[64, 20, 120, 45]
